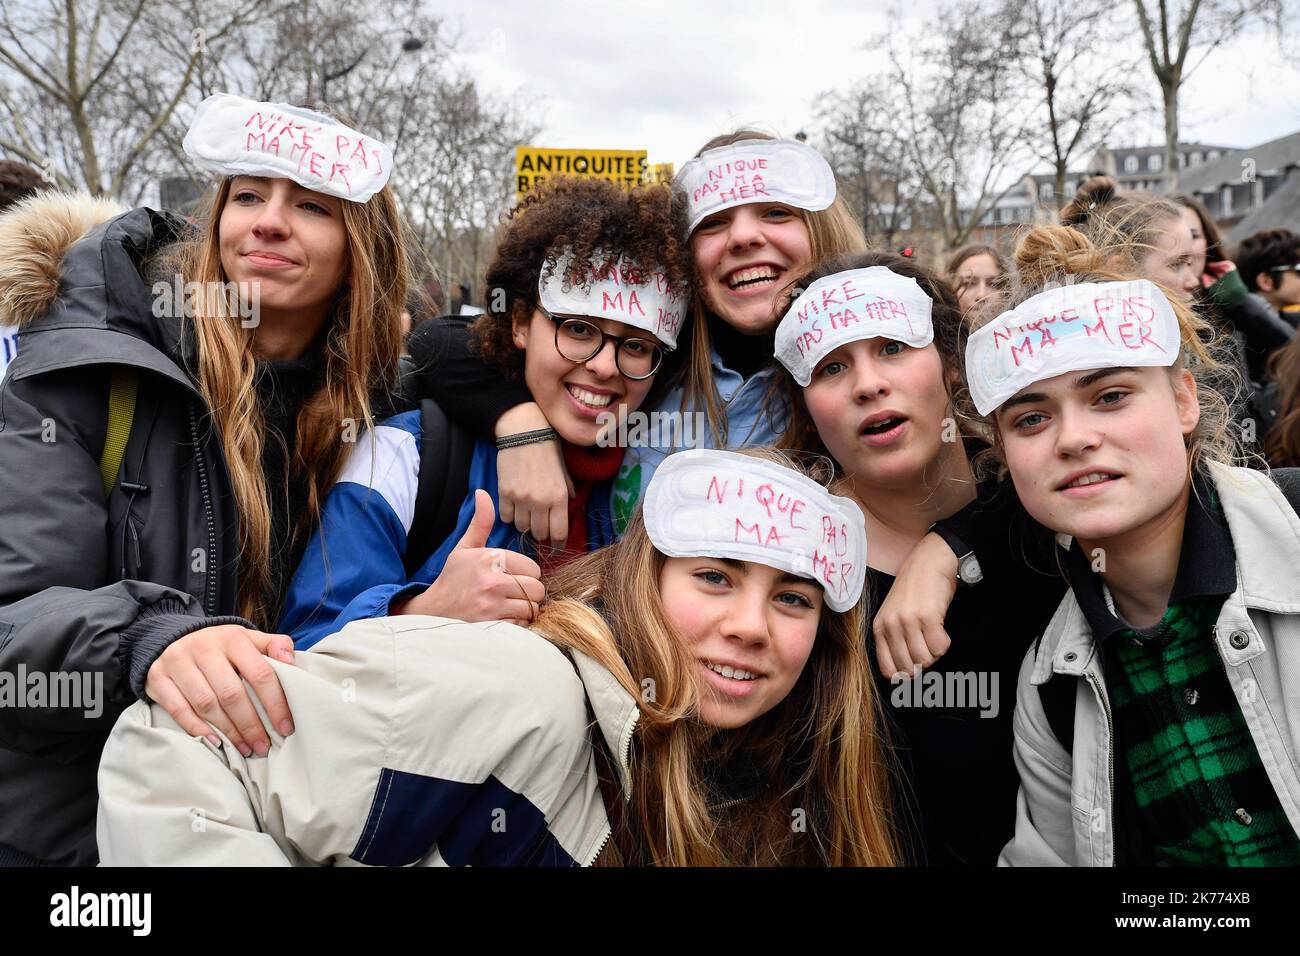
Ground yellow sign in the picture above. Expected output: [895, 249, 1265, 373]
[515, 147, 672, 197]
[645, 162, 675, 186]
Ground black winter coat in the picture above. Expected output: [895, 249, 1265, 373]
[0, 197, 248, 865]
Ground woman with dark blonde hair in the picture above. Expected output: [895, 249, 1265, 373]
[772, 251, 1065, 865]
[945, 242, 1007, 323]
[98, 448, 900, 867]
[0, 93, 410, 865]
[868, 225, 1281, 862]
[408, 129, 868, 541]
[961, 227, 1300, 866]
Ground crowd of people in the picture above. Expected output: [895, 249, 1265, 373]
[1, 92, 1299, 867]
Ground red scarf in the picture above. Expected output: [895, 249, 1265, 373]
[539, 441, 625, 573]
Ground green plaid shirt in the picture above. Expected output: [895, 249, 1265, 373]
[1106, 595, 1300, 866]
[1067, 473, 1300, 866]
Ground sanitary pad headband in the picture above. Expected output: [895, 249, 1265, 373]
[775, 267, 935, 386]
[965, 279, 1181, 415]
[538, 249, 687, 349]
[676, 139, 836, 236]
[184, 93, 393, 203]
[643, 449, 867, 612]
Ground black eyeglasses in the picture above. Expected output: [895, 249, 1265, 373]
[540, 307, 667, 381]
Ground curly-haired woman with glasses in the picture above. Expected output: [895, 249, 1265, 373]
[279, 176, 692, 648]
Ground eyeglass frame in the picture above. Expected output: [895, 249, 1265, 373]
[538, 305, 670, 381]
[1266, 263, 1300, 275]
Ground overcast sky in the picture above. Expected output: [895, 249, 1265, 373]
[437, 0, 1300, 173]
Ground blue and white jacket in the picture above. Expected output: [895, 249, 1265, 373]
[280, 409, 618, 649]
[97, 615, 639, 866]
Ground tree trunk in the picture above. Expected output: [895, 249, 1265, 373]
[1162, 76, 1180, 193]
[69, 100, 104, 196]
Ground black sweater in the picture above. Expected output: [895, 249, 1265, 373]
[873, 482, 1067, 866]
[254, 352, 323, 627]
[406, 315, 531, 436]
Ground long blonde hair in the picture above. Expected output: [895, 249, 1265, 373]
[533, 448, 898, 866]
[680, 130, 868, 446]
[968, 224, 1242, 479]
[177, 178, 408, 625]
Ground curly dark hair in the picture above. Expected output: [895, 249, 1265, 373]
[773, 251, 977, 462]
[471, 176, 692, 384]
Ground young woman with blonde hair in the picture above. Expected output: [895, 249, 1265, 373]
[0, 93, 410, 865]
[873, 221, 1242, 661]
[98, 448, 899, 867]
[961, 227, 1300, 865]
[408, 130, 868, 540]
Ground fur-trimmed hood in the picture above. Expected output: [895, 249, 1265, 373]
[0, 191, 127, 328]
[0, 195, 199, 389]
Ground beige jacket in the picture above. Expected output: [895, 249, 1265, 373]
[97, 615, 639, 866]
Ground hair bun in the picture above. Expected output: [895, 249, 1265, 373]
[1060, 175, 1119, 226]
[1013, 225, 1103, 287]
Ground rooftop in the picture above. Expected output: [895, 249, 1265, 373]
[1180, 129, 1300, 194]
[1227, 172, 1300, 245]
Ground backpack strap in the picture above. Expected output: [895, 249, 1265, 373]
[403, 397, 475, 576]
[100, 366, 138, 497]
[1034, 633, 1077, 753]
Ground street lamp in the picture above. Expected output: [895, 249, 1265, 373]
[323, 34, 424, 101]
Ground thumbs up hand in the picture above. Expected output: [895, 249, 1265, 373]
[451, 487, 497, 552]
[391, 490, 546, 625]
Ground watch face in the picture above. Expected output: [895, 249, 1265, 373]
[959, 554, 983, 584]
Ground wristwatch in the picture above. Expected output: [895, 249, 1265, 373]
[927, 522, 984, 586]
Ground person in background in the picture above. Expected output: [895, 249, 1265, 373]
[1236, 228, 1300, 327]
[944, 243, 1007, 325]
[1061, 178, 1199, 300]
[0, 160, 47, 381]
[1062, 176, 1278, 433]
[1172, 195, 1293, 386]
[1257, 231, 1300, 467]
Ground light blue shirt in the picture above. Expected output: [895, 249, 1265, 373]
[611, 345, 789, 533]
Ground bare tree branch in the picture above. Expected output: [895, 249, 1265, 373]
[82, 0, 148, 99]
